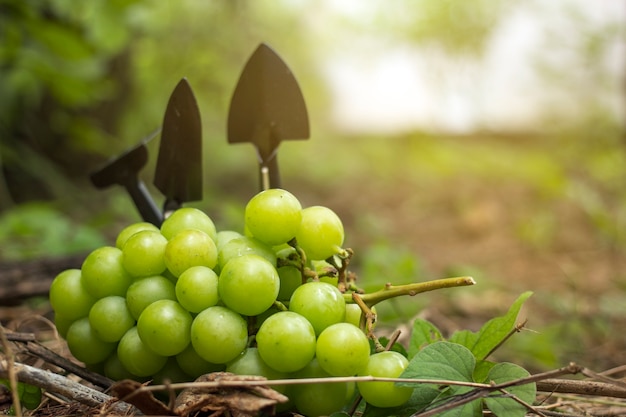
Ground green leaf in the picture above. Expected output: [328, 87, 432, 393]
[446, 328, 478, 350]
[18, 382, 42, 410]
[407, 386, 482, 417]
[430, 397, 483, 417]
[483, 362, 536, 417]
[0, 380, 42, 410]
[408, 386, 444, 411]
[473, 360, 496, 383]
[401, 341, 475, 385]
[400, 339, 478, 412]
[400, 342, 483, 417]
[449, 291, 533, 360]
[408, 318, 443, 359]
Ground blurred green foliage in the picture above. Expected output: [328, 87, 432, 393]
[0, 202, 106, 260]
[0, 0, 144, 206]
[357, 240, 425, 324]
[0, 1, 138, 116]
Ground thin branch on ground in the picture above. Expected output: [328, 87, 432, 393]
[0, 360, 139, 415]
[3, 328, 113, 389]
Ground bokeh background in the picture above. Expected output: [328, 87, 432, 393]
[1, 0, 625, 372]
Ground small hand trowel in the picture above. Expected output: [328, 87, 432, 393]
[90, 130, 162, 226]
[154, 78, 203, 217]
[227, 43, 310, 190]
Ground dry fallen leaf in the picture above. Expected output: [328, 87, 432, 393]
[174, 372, 289, 417]
[109, 379, 174, 416]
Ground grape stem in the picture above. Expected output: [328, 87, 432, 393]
[385, 329, 401, 350]
[344, 276, 476, 307]
[352, 293, 378, 339]
[327, 248, 353, 291]
[286, 238, 314, 285]
[272, 300, 288, 312]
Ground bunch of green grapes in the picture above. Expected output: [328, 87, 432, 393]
[49, 189, 412, 416]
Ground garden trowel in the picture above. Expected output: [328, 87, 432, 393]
[227, 43, 309, 190]
[154, 78, 203, 217]
[90, 130, 162, 226]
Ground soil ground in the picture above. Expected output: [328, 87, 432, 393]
[340, 177, 626, 371]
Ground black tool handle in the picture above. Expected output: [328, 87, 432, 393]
[125, 179, 163, 226]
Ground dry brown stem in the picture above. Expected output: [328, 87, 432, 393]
[537, 378, 626, 399]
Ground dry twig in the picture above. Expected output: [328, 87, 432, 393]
[0, 361, 138, 415]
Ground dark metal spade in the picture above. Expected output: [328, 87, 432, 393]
[227, 43, 310, 190]
[90, 132, 163, 226]
[154, 78, 203, 215]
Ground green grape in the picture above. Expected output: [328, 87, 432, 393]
[344, 303, 362, 328]
[256, 311, 316, 373]
[175, 266, 219, 313]
[276, 265, 302, 301]
[344, 304, 377, 329]
[65, 317, 116, 364]
[274, 243, 295, 256]
[160, 207, 217, 242]
[218, 254, 279, 316]
[289, 281, 345, 335]
[88, 296, 135, 343]
[226, 347, 288, 393]
[252, 305, 281, 331]
[319, 275, 338, 287]
[295, 206, 344, 261]
[86, 361, 105, 376]
[244, 188, 302, 246]
[357, 351, 413, 408]
[103, 352, 141, 381]
[164, 229, 218, 277]
[136, 300, 192, 356]
[176, 344, 225, 378]
[117, 326, 168, 377]
[290, 358, 352, 417]
[217, 236, 276, 271]
[121, 230, 168, 277]
[152, 357, 192, 384]
[81, 246, 133, 299]
[49, 269, 96, 321]
[115, 222, 159, 249]
[125, 275, 176, 320]
[162, 268, 178, 283]
[53, 313, 74, 338]
[190, 306, 247, 364]
[316, 323, 370, 376]
[215, 230, 243, 251]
